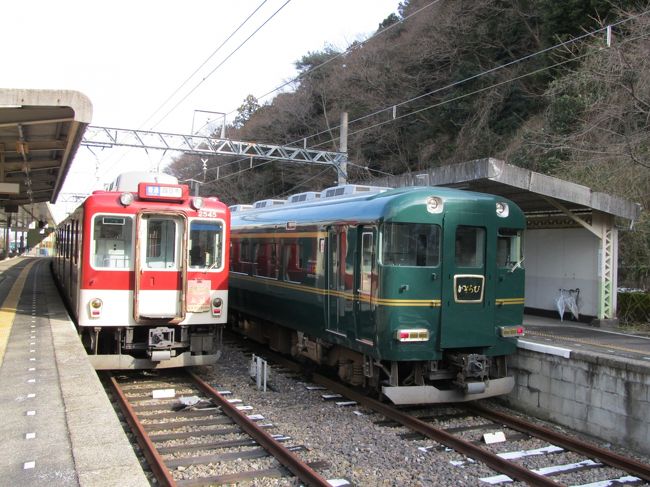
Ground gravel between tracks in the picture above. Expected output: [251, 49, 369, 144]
[179, 343, 650, 487]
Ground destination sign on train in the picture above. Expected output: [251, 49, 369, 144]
[144, 185, 183, 198]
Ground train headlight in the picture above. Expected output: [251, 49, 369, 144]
[211, 297, 223, 317]
[119, 192, 134, 206]
[89, 298, 103, 319]
[191, 197, 204, 210]
[395, 329, 429, 342]
[426, 196, 443, 214]
[496, 201, 509, 217]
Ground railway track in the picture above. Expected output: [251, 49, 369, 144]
[106, 370, 331, 486]
[232, 334, 650, 486]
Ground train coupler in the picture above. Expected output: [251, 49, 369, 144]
[148, 327, 175, 361]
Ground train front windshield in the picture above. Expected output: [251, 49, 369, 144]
[188, 220, 224, 270]
[381, 223, 441, 267]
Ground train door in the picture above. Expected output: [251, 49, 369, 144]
[326, 226, 346, 336]
[440, 215, 495, 348]
[355, 226, 377, 344]
[134, 212, 186, 322]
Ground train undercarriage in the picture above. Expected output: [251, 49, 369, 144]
[230, 311, 514, 405]
[80, 324, 223, 370]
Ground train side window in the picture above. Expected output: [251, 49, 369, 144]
[72, 220, 78, 264]
[188, 220, 224, 270]
[455, 226, 485, 267]
[240, 239, 251, 263]
[92, 215, 133, 269]
[382, 223, 440, 267]
[253, 241, 279, 279]
[497, 228, 523, 269]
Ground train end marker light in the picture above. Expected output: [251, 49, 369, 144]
[212, 297, 223, 317]
[0, 183, 20, 194]
[396, 329, 429, 342]
[89, 298, 103, 319]
[499, 326, 524, 337]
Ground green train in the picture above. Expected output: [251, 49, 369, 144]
[229, 185, 525, 404]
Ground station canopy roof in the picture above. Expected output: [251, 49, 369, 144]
[0, 88, 92, 229]
[378, 158, 641, 223]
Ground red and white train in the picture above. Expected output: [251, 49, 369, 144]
[52, 172, 229, 369]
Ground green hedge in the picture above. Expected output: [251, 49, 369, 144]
[618, 292, 650, 324]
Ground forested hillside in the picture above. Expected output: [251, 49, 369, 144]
[167, 0, 650, 286]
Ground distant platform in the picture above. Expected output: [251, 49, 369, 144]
[520, 314, 650, 364]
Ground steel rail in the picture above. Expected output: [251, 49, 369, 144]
[468, 403, 650, 482]
[107, 373, 176, 487]
[311, 373, 561, 486]
[188, 370, 332, 487]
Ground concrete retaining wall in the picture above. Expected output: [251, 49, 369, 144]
[502, 342, 650, 455]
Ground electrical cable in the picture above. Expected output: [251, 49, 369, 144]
[139, 0, 271, 131]
[292, 10, 650, 149]
[149, 0, 293, 131]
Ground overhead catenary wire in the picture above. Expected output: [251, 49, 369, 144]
[149, 0, 293, 131]
[201, 11, 648, 186]
[221, 0, 443, 120]
[216, 11, 650, 199]
[138, 0, 271, 131]
[293, 10, 650, 149]
[97, 0, 291, 181]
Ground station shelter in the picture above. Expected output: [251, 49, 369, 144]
[0, 88, 92, 255]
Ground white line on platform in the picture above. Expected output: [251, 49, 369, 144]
[517, 340, 572, 358]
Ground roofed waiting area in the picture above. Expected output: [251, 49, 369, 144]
[0, 88, 92, 257]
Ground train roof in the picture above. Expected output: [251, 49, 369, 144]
[232, 186, 525, 229]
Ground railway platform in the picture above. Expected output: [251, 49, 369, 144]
[509, 313, 650, 455]
[0, 256, 148, 487]
[520, 314, 650, 363]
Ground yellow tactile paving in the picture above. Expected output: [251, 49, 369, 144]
[0, 260, 37, 366]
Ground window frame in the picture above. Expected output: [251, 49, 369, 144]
[90, 213, 135, 271]
[380, 222, 441, 268]
[187, 217, 226, 272]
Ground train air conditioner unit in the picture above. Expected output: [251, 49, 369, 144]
[320, 184, 391, 199]
[253, 199, 286, 209]
[287, 191, 321, 204]
[229, 204, 254, 213]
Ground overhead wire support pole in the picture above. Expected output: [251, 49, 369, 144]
[81, 126, 345, 167]
[337, 112, 348, 185]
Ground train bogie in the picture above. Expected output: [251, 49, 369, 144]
[229, 186, 525, 404]
[53, 173, 230, 369]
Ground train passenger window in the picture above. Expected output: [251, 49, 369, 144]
[253, 241, 279, 279]
[188, 220, 224, 270]
[497, 228, 523, 268]
[382, 223, 440, 267]
[92, 215, 133, 269]
[455, 226, 485, 267]
[240, 239, 251, 262]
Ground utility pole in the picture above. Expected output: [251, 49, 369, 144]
[338, 111, 348, 185]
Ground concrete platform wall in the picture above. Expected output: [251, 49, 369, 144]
[502, 346, 650, 455]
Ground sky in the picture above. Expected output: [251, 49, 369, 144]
[1, 0, 398, 220]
